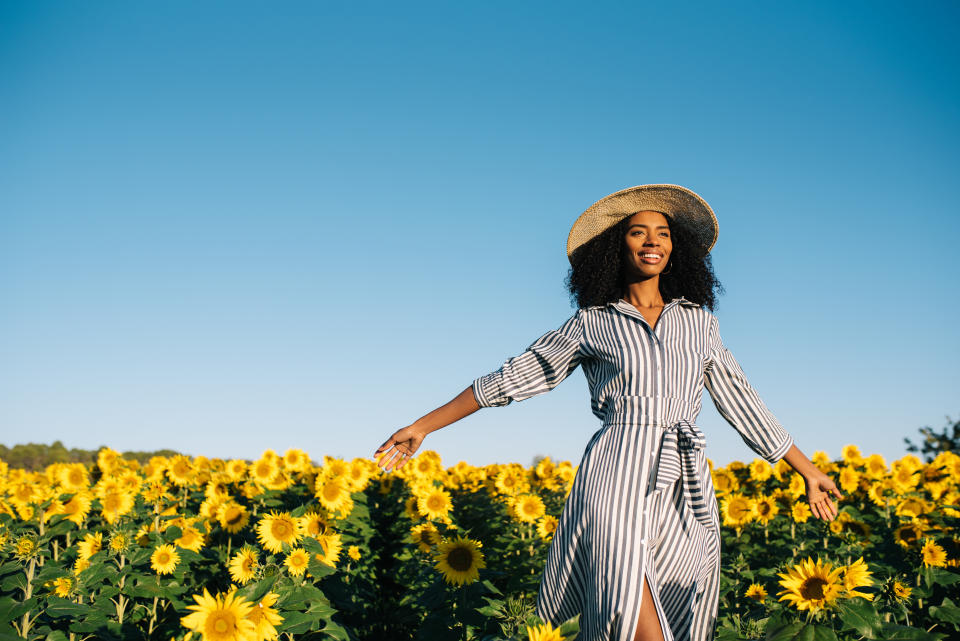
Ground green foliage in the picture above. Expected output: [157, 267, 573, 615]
[0, 441, 180, 471]
[904, 415, 959, 463]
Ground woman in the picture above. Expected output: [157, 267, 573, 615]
[373, 184, 842, 641]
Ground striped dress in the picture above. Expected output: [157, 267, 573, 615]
[472, 296, 794, 641]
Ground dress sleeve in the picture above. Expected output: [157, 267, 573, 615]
[472, 309, 585, 408]
[703, 314, 794, 464]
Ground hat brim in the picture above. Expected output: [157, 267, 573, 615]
[567, 184, 718, 262]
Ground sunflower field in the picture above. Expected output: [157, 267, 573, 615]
[1, 445, 958, 641]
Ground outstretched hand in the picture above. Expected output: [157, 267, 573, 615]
[804, 470, 843, 521]
[373, 425, 426, 473]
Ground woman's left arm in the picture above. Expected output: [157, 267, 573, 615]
[782, 444, 842, 521]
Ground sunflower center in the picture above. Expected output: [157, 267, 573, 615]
[323, 484, 340, 501]
[448, 547, 474, 572]
[800, 577, 827, 600]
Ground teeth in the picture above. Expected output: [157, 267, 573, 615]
[641, 254, 661, 259]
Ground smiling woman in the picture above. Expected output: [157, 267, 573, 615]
[373, 184, 842, 641]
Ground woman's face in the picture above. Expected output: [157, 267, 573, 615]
[622, 210, 673, 278]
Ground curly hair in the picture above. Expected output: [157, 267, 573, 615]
[564, 213, 725, 311]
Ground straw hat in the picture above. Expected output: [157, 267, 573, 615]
[566, 184, 718, 263]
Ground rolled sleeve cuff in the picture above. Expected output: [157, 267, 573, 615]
[472, 372, 506, 408]
[763, 432, 794, 465]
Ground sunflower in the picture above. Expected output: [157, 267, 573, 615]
[863, 454, 888, 478]
[314, 477, 352, 515]
[720, 494, 755, 528]
[753, 495, 779, 525]
[838, 467, 861, 494]
[61, 491, 93, 526]
[284, 548, 310, 577]
[776, 557, 844, 614]
[245, 591, 283, 641]
[841, 557, 874, 600]
[150, 544, 180, 575]
[50, 576, 73, 598]
[494, 467, 530, 496]
[250, 457, 280, 486]
[894, 522, 924, 549]
[776, 474, 802, 500]
[283, 448, 312, 473]
[298, 511, 331, 539]
[73, 558, 91, 575]
[314, 531, 343, 568]
[347, 545, 361, 561]
[256, 511, 302, 553]
[791, 502, 812, 524]
[537, 514, 559, 541]
[745, 583, 767, 602]
[77, 532, 104, 561]
[525, 620, 566, 641]
[841, 444, 864, 466]
[410, 523, 441, 553]
[510, 493, 546, 523]
[108, 531, 131, 555]
[13, 535, 38, 562]
[711, 468, 739, 497]
[216, 502, 250, 534]
[416, 487, 453, 521]
[749, 459, 773, 483]
[181, 588, 256, 641]
[59, 463, 90, 492]
[166, 455, 195, 487]
[895, 496, 929, 520]
[228, 546, 259, 584]
[225, 459, 249, 482]
[892, 580, 912, 602]
[920, 538, 947, 568]
[99, 489, 135, 524]
[96, 447, 121, 475]
[434, 535, 485, 586]
[176, 525, 206, 552]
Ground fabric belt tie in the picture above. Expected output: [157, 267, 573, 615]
[651, 419, 714, 532]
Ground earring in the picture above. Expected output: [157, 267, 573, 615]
[661, 259, 673, 274]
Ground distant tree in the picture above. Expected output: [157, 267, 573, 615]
[0, 441, 180, 471]
[904, 414, 959, 463]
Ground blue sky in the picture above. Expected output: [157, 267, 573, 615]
[2, 1, 957, 469]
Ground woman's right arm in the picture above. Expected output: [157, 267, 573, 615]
[373, 386, 480, 472]
[374, 309, 584, 472]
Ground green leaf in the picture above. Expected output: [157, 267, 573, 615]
[878, 622, 950, 641]
[766, 621, 815, 641]
[44, 597, 92, 618]
[835, 599, 882, 639]
[277, 610, 317, 634]
[319, 618, 352, 641]
[929, 596, 960, 625]
[811, 625, 839, 641]
[234, 574, 279, 605]
[927, 567, 960, 587]
[45, 632, 69, 641]
[0, 596, 19, 625]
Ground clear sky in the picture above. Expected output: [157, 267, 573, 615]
[2, 1, 958, 469]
